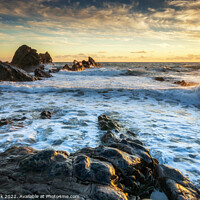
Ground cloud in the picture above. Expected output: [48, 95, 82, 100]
[130, 51, 147, 53]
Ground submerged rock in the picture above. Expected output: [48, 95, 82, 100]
[0, 117, 27, 127]
[0, 118, 13, 126]
[41, 111, 52, 119]
[155, 77, 165, 82]
[34, 69, 53, 78]
[174, 80, 196, 87]
[0, 61, 35, 82]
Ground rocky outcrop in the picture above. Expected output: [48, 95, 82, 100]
[11, 45, 40, 71]
[39, 52, 52, 64]
[0, 115, 199, 200]
[72, 60, 85, 71]
[11, 45, 52, 72]
[62, 57, 103, 71]
[0, 61, 35, 82]
[34, 69, 53, 78]
[62, 64, 71, 71]
[88, 57, 103, 68]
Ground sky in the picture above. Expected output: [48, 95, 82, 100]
[0, 0, 200, 62]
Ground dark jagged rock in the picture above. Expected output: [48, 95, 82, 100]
[62, 64, 71, 70]
[0, 119, 13, 126]
[100, 131, 118, 144]
[11, 45, 53, 72]
[93, 186, 128, 200]
[0, 116, 199, 200]
[72, 60, 85, 71]
[11, 45, 40, 70]
[82, 60, 90, 68]
[98, 115, 121, 132]
[41, 111, 52, 119]
[49, 68, 61, 73]
[73, 154, 118, 185]
[88, 57, 103, 67]
[155, 77, 165, 82]
[34, 69, 53, 78]
[61, 57, 102, 72]
[155, 164, 200, 200]
[39, 52, 52, 64]
[0, 61, 35, 82]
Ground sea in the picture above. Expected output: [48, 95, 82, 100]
[0, 62, 199, 189]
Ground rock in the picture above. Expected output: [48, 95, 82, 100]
[72, 60, 85, 71]
[0, 146, 122, 199]
[82, 60, 90, 68]
[88, 57, 103, 67]
[0, 116, 27, 127]
[98, 115, 121, 132]
[34, 69, 53, 78]
[0, 61, 35, 82]
[88, 57, 96, 66]
[73, 154, 118, 185]
[121, 69, 147, 76]
[100, 131, 119, 144]
[126, 131, 137, 137]
[11, 45, 40, 71]
[39, 52, 52, 64]
[93, 185, 128, 200]
[62, 64, 71, 70]
[155, 164, 200, 200]
[0, 119, 13, 126]
[49, 68, 61, 73]
[0, 115, 198, 200]
[155, 77, 165, 82]
[41, 111, 52, 119]
[174, 80, 196, 87]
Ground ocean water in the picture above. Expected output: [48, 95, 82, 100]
[0, 62, 200, 189]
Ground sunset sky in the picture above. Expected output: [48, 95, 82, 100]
[0, 0, 200, 62]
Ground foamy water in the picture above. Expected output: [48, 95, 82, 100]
[0, 62, 200, 189]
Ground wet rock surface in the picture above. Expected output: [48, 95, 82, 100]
[174, 80, 197, 87]
[0, 115, 199, 200]
[41, 111, 52, 119]
[34, 69, 53, 78]
[98, 115, 121, 132]
[155, 77, 165, 82]
[0, 61, 35, 82]
[62, 57, 103, 71]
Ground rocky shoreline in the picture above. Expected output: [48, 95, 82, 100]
[0, 45, 102, 82]
[0, 115, 199, 200]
